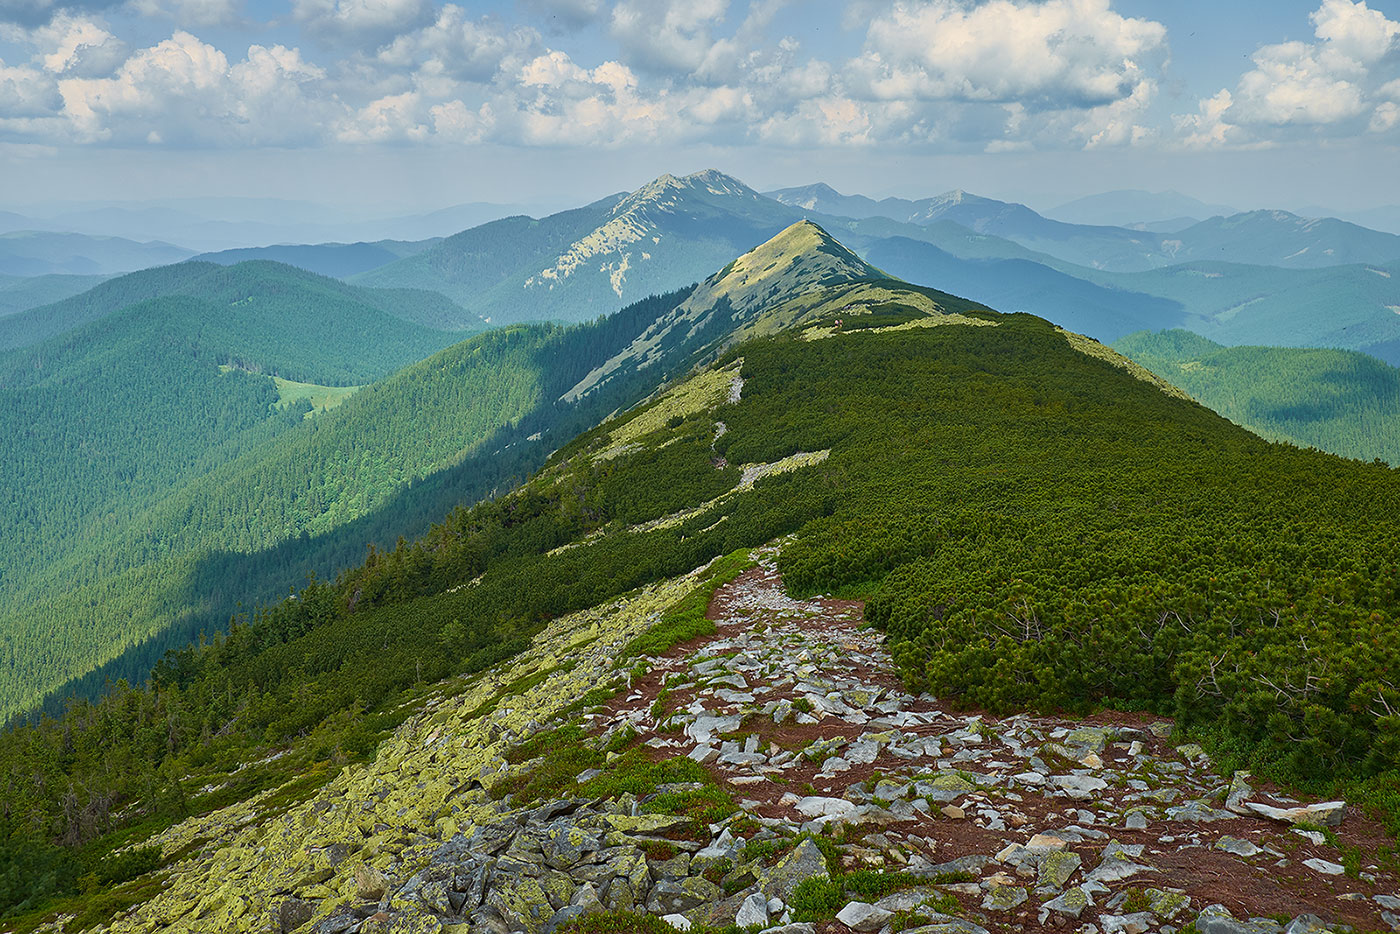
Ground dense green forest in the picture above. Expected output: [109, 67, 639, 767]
[0, 286, 696, 724]
[1115, 329, 1400, 464]
[4, 294, 1399, 927]
[0, 272, 109, 318]
[0, 260, 474, 352]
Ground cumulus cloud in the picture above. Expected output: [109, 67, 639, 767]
[0, 60, 62, 116]
[609, 0, 729, 75]
[847, 0, 1166, 109]
[26, 14, 128, 76]
[58, 32, 334, 144]
[1179, 0, 1400, 146]
[377, 7, 539, 83]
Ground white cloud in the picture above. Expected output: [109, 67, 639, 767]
[1173, 88, 1241, 150]
[27, 14, 127, 76]
[1310, 0, 1399, 64]
[58, 32, 334, 144]
[1179, 0, 1400, 146]
[291, 0, 436, 43]
[609, 0, 729, 74]
[0, 60, 62, 116]
[848, 0, 1166, 109]
[1076, 76, 1156, 148]
[377, 6, 539, 83]
[1232, 40, 1367, 125]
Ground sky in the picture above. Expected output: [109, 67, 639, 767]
[0, 0, 1398, 215]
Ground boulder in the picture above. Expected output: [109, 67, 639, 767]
[836, 901, 892, 932]
[760, 839, 829, 902]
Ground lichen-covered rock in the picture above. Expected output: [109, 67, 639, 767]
[487, 877, 556, 934]
[1037, 849, 1081, 889]
[759, 838, 829, 902]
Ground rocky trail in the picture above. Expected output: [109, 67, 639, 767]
[564, 551, 1400, 934]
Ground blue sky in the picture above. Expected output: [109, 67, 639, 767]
[1, 0, 1398, 214]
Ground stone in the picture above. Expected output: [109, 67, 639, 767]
[1144, 889, 1191, 920]
[1176, 743, 1206, 759]
[1244, 801, 1346, 828]
[902, 922, 990, 934]
[836, 902, 892, 932]
[794, 796, 857, 819]
[1225, 772, 1253, 813]
[982, 884, 1028, 911]
[1302, 857, 1345, 875]
[941, 805, 965, 820]
[760, 838, 830, 902]
[488, 877, 557, 934]
[1040, 886, 1091, 919]
[647, 877, 723, 914]
[1053, 775, 1108, 799]
[736, 892, 770, 927]
[1215, 836, 1262, 857]
[279, 898, 315, 933]
[1195, 906, 1285, 934]
[1086, 851, 1148, 884]
[1124, 809, 1149, 830]
[1038, 850, 1082, 889]
[1166, 802, 1234, 823]
[357, 865, 390, 901]
[1284, 915, 1332, 934]
[1066, 727, 1113, 753]
[758, 927, 816, 934]
[1101, 914, 1155, 934]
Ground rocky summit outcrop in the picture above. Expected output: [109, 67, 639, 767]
[36, 546, 1400, 934]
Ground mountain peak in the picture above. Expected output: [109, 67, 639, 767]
[687, 220, 882, 319]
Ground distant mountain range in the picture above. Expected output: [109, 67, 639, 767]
[768, 182, 1400, 272]
[1046, 189, 1240, 227]
[0, 198, 557, 252]
[0, 230, 192, 276]
[192, 239, 440, 280]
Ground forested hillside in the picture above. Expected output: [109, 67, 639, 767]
[1115, 329, 1400, 463]
[3, 245, 1399, 927]
[193, 239, 438, 280]
[0, 285, 698, 725]
[0, 260, 478, 352]
[0, 272, 109, 318]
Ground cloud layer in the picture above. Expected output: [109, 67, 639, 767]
[0, 0, 1395, 153]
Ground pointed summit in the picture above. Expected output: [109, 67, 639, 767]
[680, 220, 884, 322]
[561, 223, 895, 402]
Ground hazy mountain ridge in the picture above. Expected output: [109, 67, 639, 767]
[0, 230, 194, 277]
[192, 238, 441, 281]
